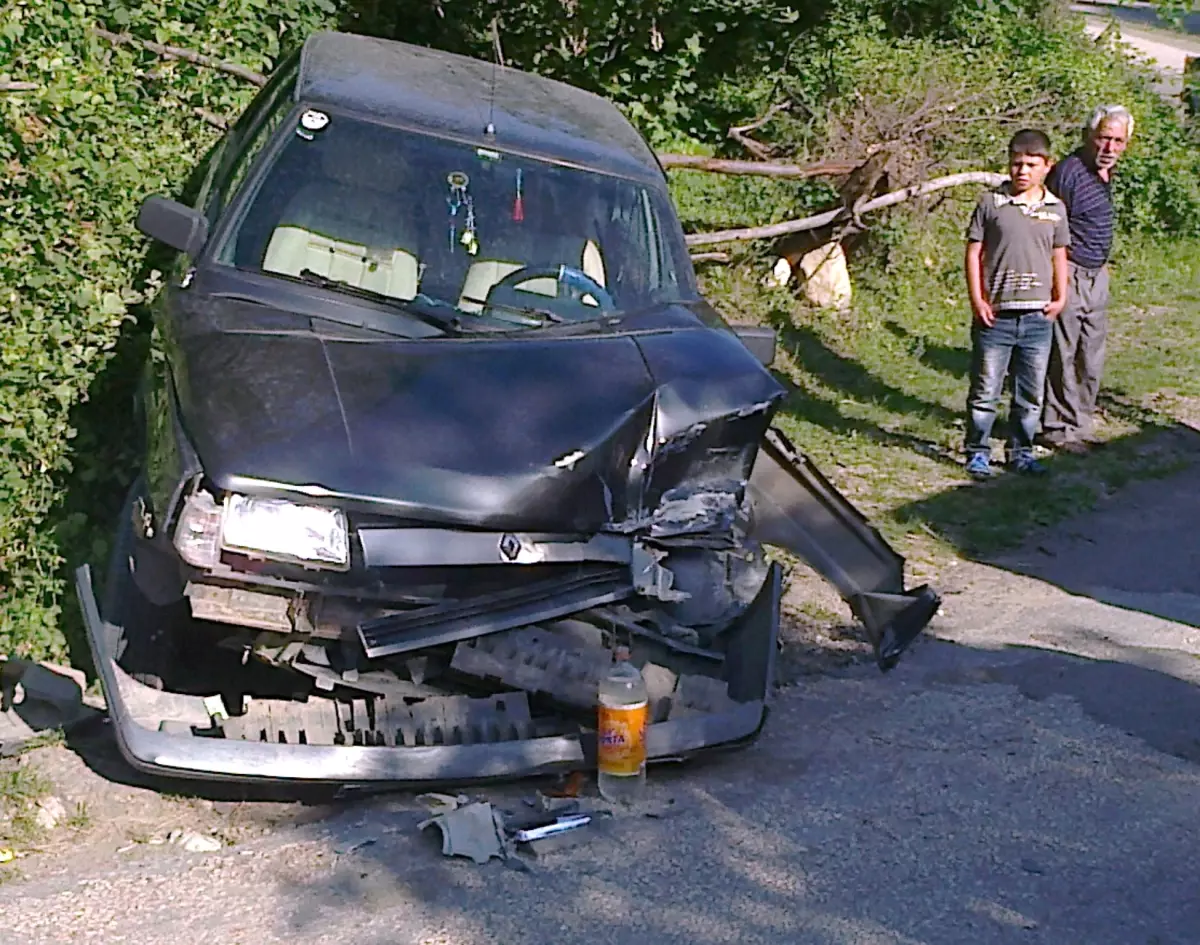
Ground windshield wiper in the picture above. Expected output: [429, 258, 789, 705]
[295, 269, 460, 334]
[460, 296, 569, 327]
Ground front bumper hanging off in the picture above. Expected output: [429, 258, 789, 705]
[76, 557, 780, 786]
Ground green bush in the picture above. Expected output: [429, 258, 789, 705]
[670, 3, 1200, 240]
[0, 0, 338, 660]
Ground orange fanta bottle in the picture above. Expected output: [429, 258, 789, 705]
[597, 646, 648, 803]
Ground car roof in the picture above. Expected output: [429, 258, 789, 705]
[296, 31, 665, 185]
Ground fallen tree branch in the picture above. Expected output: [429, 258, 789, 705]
[904, 93, 1056, 140]
[657, 154, 857, 179]
[92, 26, 267, 87]
[689, 251, 730, 264]
[728, 101, 790, 159]
[684, 171, 1006, 246]
[1, 80, 39, 91]
[193, 106, 229, 130]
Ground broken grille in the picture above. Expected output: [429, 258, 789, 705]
[217, 691, 559, 747]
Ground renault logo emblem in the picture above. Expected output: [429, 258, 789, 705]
[499, 533, 521, 561]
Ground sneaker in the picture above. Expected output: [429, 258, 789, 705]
[1010, 454, 1048, 476]
[965, 453, 993, 480]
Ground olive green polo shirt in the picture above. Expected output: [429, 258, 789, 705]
[966, 184, 1070, 312]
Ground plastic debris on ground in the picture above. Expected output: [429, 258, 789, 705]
[418, 794, 513, 865]
[544, 771, 586, 798]
[167, 829, 223, 853]
[333, 834, 378, 856]
[0, 657, 100, 757]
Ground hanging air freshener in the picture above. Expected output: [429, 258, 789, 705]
[447, 171, 468, 251]
[512, 168, 525, 223]
[447, 171, 478, 256]
[461, 198, 479, 256]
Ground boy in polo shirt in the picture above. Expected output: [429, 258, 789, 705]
[963, 129, 1070, 480]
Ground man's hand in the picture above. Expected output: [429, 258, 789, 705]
[971, 297, 995, 327]
[1044, 298, 1065, 320]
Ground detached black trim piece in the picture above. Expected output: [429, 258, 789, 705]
[749, 426, 940, 669]
[358, 569, 634, 658]
[856, 586, 941, 671]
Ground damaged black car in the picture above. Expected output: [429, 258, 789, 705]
[76, 30, 940, 785]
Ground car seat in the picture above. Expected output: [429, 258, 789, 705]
[261, 139, 421, 301]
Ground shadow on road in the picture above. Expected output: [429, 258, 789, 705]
[253, 630, 1200, 945]
[896, 406, 1200, 564]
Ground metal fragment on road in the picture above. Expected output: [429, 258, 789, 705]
[419, 801, 511, 865]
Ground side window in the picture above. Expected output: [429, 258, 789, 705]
[190, 139, 229, 211]
[205, 59, 299, 221]
[220, 98, 293, 210]
[640, 190, 664, 290]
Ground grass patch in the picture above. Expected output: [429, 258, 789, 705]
[697, 230, 1200, 559]
[64, 801, 91, 832]
[0, 763, 53, 849]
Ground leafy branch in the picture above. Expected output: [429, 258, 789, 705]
[91, 26, 267, 86]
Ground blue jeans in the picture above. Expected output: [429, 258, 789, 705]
[965, 312, 1053, 461]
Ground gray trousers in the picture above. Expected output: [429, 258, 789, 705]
[1042, 262, 1109, 440]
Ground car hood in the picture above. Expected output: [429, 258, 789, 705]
[171, 304, 786, 530]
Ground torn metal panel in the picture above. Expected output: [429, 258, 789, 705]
[360, 528, 631, 567]
[357, 568, 634, 659]
[748, 427, 939, 668]
[645, 483, 744, 543]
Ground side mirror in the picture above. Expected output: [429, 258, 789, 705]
[731, 325, 777, 368]
[136, 195, 209, 255]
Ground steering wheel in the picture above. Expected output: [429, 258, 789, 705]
[487, 264, 616, 314]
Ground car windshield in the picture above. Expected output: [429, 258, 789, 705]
[212, 109, 695, 329]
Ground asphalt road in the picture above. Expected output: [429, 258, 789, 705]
[1073, 0, 1200, 100]
[6, 461, 1200, 944]
[1071, 1, 1200, 37]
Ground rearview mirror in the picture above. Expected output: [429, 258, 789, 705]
[731, 325, 777, 368]
[136, 195, 209, 256]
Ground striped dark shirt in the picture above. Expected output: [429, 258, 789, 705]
[1046, 150, 1114, 269]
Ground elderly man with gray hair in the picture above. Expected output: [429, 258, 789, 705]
[1040, 104, 1133, 454]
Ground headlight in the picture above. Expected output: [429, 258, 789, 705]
[174, 490, 223, 568]
[220, 494, 350, 570]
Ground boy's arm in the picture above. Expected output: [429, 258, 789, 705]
[1045, 246, 1069, 319]
[965, 241, 994, 327]
[1044, 207, 1071, 319]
